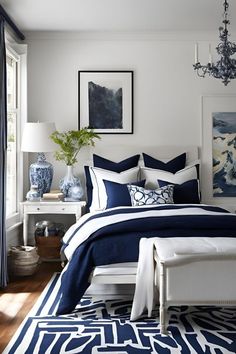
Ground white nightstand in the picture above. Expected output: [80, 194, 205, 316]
[21, 200, 86, 246]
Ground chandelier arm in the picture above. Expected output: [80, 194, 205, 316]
[193, 0, 236, 86]
[193, 63, 211, 78]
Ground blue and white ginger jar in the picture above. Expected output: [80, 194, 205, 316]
[59, 165, 83, 200]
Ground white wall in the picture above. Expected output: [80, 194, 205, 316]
[25, 31, 236, 209]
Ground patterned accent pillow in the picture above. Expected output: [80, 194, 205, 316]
[127, 184, 174, 206]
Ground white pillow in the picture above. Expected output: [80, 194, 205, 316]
[89, 166, 140, 211]
[140, 164, 199, 189]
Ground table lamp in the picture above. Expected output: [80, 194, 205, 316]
[21, 122, 56, 197]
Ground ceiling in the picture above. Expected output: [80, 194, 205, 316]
[1, 0, 236, 33]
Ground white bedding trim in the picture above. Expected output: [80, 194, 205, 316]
[62, 205, 234, 261]
[93, 262, 138, 276]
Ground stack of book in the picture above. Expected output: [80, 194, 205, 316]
[42, 190, 64, 201]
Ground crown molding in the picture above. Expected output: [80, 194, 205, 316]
[24, 30, 236, 42]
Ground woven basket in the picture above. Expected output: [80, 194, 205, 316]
[8, 246, 39, 276]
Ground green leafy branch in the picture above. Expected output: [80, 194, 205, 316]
[50, 128, 100, 166]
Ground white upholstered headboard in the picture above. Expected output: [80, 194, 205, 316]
[88, 145, 199, 165]
[80, 145, 199, 204]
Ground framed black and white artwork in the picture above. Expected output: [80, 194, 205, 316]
[78, 70, 133, 134]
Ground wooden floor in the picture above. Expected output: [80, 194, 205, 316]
[0, 262, 62, 352]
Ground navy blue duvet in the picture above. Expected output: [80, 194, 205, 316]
[56, 205, 236, 315]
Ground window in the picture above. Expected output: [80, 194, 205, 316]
[6, 50, 19, 218]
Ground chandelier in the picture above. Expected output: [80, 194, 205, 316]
[193, 0, 236, 86]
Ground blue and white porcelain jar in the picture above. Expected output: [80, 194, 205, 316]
[59, 165, 83, 200]
[26, 185, 41, 201]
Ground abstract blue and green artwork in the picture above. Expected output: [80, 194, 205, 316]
[213, 112, 236, 196]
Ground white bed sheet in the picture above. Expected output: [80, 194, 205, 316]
[93, 262, 138, 276]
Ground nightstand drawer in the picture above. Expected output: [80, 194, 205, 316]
[24, 204, 78, 214]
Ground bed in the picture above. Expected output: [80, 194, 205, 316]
[56, 146, 236, 315]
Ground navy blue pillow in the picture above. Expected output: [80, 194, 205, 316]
[84, 166, 93, 212]
[85, 155, 140, 212]
[93, 154, 140, 172]
[104, 179, 145, 209]
[158, 179, 200, 204]
[143, 152, 186, 173]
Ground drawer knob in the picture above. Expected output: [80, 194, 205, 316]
[62, 208, 65, 211]
[37, 207, 40, 211]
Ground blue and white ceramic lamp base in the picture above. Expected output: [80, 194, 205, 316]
[29, 153, 53, 198]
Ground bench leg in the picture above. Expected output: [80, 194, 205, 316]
[159, 262, 169, 335]
[160, 303, 168, 334]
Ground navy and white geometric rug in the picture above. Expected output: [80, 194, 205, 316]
[3, 273, 236, 354]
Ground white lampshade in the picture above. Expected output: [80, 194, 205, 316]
[21, 122, 57, 152]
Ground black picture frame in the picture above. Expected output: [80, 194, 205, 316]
[78, 70, 133, 134]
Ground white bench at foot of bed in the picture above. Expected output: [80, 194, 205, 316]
[155, 237, 236, 335]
